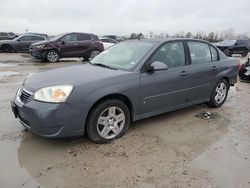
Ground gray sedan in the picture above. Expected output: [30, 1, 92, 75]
[0, 34, 46, 52]
[11, 39, 239, 143]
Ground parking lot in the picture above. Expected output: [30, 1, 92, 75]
[0, 53, 249, 188]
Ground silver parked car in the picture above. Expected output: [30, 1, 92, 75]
[11, 39, 239, 143]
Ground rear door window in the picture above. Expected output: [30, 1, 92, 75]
[151, 42, 186, 68]
[31, 36, 45, 41]
[78, 34, 91, 41]
[188, 42, 211, 64]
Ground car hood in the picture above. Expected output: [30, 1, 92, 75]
[23, 63, 129, 92]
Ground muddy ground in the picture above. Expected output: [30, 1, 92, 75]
[0, 53, 249, 188]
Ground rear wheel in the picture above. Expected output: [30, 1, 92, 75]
[89, 50, 100, 60]
[1, 45, 13, 53]
[46, 50, 60, 62]
[242, 50, 248, 57]
[86, 99, 130, 143]
[208, 79, 229, 108]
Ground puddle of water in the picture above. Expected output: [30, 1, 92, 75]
[0, 71, 19, 79]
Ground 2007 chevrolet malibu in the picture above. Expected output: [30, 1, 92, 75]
[11, 39, 239, 143]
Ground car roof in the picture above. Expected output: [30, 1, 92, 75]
[20, 34, 46, 38]
[125, 38, 211, 44]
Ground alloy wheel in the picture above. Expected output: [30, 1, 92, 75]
[214, 82, 227, 104]
[47, 51, 59, 62]
[90, 50, 100, 60]
[97, 106, 125, 139]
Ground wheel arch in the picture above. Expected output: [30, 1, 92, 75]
[85, 93, 134, 129]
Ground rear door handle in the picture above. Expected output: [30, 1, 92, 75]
[180, 71, 189, 76]
[211, 66, 217, 71]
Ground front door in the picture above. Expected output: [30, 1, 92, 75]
[140, 41, 188, 115]
[59, 33, 79, 57]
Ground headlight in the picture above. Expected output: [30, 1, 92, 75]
[34, 85, 74, 103]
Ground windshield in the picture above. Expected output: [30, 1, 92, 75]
[90, 41, 155, 70]
[219, 40, 237, 46]
[49, 33, 66, 41]
[13, 35, 23, 41]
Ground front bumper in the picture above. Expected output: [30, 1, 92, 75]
[11, 92, 87, 138]
[30, 48, 47, 60]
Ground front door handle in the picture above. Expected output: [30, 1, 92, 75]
[180, 71, 189, 76]
[211, 66, 217, 71]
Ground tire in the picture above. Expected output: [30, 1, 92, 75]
[1, 45, 13, 53]
[223, 49, 233, 57]
[239, 64, 248, 80]
[46, 50, 60, 62]
[208, 79, 229, 108]
[86, 99, 130, 143]
[89, 50, 100, 60]
[242, 51, 248, 57]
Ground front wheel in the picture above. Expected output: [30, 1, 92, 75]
[46, 50, 60, 62]
[208, 79, 229, 108]
[86, 99, 130, 143]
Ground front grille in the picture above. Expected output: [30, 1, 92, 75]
[20, 88, 32, 103]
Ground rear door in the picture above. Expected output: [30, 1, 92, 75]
[234, 40, 249, 54]
[184, 41, 221, 102]
[140, 41, 188, 115]
[31, 36, 45, 45]
[76, 33, 93, 56]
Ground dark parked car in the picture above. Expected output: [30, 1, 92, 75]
[216, 39, 250, 57]
[11, 39, 239, 143]
[0, 32, 18, 40]
[239, 57, 250, 80]
[0, 34, 46, 52]
[30, 32, 104, 62]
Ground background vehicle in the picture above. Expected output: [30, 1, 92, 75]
[12, 39, 239, 143]
[0, 34, 47, 52]
[239, 57, 250, 80]
[30, 32, 104, 62]
[216, 39, 250, 57]
[99, 37, 117, 49]
[0, 32, 18, 40]
[24, 32, 49, 40]
[102, 35, 126, 42]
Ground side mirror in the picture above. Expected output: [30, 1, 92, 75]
[60, 39, 66, 45]
[146, 61, 168, 72]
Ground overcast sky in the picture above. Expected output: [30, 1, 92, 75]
[0, 0, 250, 36]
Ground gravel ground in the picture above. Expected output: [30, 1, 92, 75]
[0, 53, 249, 188]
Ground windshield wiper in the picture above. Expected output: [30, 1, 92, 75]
[92, 63, 117, 70]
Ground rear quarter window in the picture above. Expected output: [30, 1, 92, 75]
[78, 34, 91, 41]
[210, 46, 218, 61]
